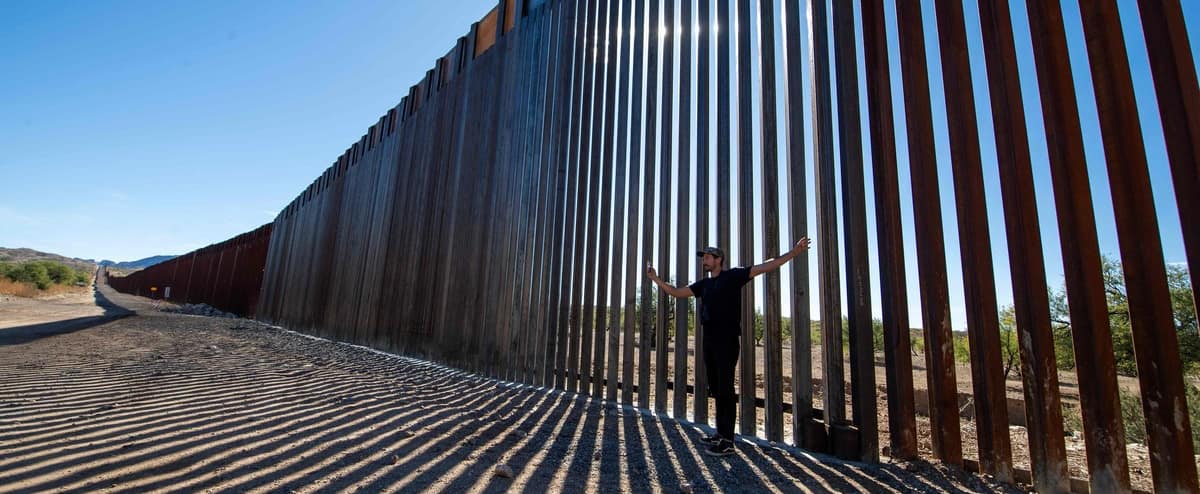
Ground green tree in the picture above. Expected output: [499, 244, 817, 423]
[1048, 256, 1198, 376]
[995, 305, 1024, 381]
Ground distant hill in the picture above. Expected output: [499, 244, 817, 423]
[0, 247, 98, 273]
[99, 255, 176, 271]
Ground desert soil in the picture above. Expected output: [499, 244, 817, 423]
[0, 284, 1024, 493]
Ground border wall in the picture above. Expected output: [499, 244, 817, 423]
[111, 0, 1200, 491]
[108, 224, 272, 317]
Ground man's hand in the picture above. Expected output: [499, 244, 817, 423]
[790, 237, 813, 257]
[646, 263, 692, 298]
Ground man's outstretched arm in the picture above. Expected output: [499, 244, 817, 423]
[750, 237, 813, 278]
[645, 263, 693, 298]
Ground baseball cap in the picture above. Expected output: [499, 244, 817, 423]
[696, 246, 724, 258]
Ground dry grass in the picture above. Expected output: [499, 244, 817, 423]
[0, 278, 90, 299]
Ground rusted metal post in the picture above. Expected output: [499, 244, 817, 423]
[579, 0, 607, 395]
[860, 0, 916, 461]
[932, 0, 1010, 479]
[808, 0, 843, 439]
[1079, 2, 1199, 491]
[693, 0, 711, 425]
[755, 0, 785, 445]
[590, 0, 619, 400]
[674, 0, 693, 420]
[622, 0, 647, 406]
[566, 0, 599, 394]
[974, 0, 1070, 489]
[1137, 0, 1200, 334]
[640, 0, 662, 411]
[1023, 0, 1112, 489]
[831, 0, 874, 462]
[655, 0, 675, 414]
[781, 0, 815, 451]
[606, 0, 633, 403]
[735, 0, 757, 438]
[591, 0, 618, 399]
[551, 0, 584, 390]
[894, 1, 961, 467]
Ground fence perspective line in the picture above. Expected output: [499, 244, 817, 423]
[108, 0, 1200, 492]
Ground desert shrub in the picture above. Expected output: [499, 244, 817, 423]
[953, 333, 971, 364]
[7, 262, 52, 289]
[1117, 383, 1200, 449]
[0, 278, 41, 297]
[1, 260, 91, 291]
[1120, 388, 1146, 446]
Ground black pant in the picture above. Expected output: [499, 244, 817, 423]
[703, 331, 740, 440]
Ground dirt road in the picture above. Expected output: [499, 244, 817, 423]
[0, 284, 1018, 493]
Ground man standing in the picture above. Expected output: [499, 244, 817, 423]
[645, 237, 812, 456]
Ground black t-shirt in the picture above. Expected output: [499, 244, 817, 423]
[688, 266, 752, 335]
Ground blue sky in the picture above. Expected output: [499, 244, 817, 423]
[0, 0, 498, 262]
[1, 0, 1196, 330]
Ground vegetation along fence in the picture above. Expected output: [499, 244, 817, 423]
[116, 0, 1200, 491]
[108, 224, 272, 317]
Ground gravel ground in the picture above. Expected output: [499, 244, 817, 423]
[0, 284, 1023, 493]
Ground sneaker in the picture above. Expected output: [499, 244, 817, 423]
[699, 434, 722, 446]
[704, 439, 735, 457]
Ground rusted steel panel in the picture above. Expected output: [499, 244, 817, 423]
[503, 0, 517, 34]
[808, 0, 843, 438]
[476, 7, 500, 57]
[832, 0, 875, 463]
[692, 0, 711, 424]
[735, 0, 756, 437]
[1078, 2, 1199, 491]
[978, 0, 1113, 486]
[932, 0, 1010, 478]
[1137, 0, 1200, 335]
[1023, 0, 1107, 489]
[176, 253, 196, 306]
[674, 0, 693, 420]
[894, 1, 962, 466]
[860, 0, 916, 461]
